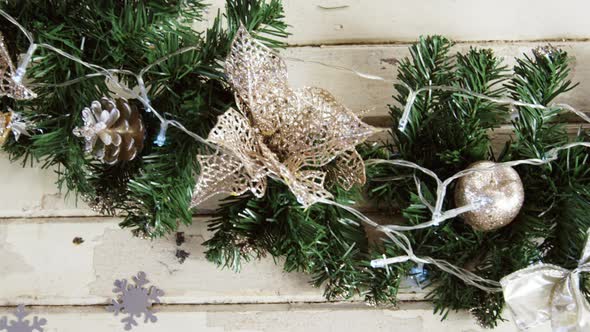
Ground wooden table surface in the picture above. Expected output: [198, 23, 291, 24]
[4, 0, 586, 330]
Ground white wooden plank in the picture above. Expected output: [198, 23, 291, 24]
[2, 42, 590, 218]
[0, 217, 425, 306]
[0, 155, 91, 218]
[0, 124, 587, 218]
[202, 0, 590, 45]
[284, 41, 590, 119]
[0, 303, 547, 332]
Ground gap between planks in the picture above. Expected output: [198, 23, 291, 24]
[0, 122, 587, 219]
[287, 37, 590, 48]
[0, 301, 424, 311]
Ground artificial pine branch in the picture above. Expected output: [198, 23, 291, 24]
[364, 39, 583, 328]
[0, 0, 288, 237]
[3, 3, 589, 327]
[508, 48, 590, 278]
[205, 178, 409, 304]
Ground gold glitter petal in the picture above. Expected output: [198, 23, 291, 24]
[274, 87, 374, 168]
[328, 149, 367, 190]
[0, 111, 11, 145]
[225, 25, 289, 133]
[207, 108, 260, 159]
[191, 108, 272, 207]
[291, 170, 334, 207]
[192, 26, 375, 209]
[191, 153, 258, 208]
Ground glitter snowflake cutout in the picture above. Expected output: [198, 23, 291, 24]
[0, 305, 47, 332]
[107, 271, 164, 330]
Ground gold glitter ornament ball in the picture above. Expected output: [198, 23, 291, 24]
[454, 161, 524, 232]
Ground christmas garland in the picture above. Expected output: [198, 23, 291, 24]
[204, 35, 590, 329]
[1, 1, 590, 331]
[0, 0, 287, 237]
[200, 34, 590, 329]
[365, 38, 590, 327]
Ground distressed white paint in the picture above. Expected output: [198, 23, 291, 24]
[0, 217, 318, 305]
[2, 2, 587, 330]
[284, 0, 590, 45]
[0, 156, 92, 218]
[0, 303, 548, 332]
[285, 42, 590, 119]
[2, 42, 590, 217]
[0, 217, 426, 306]
[202, 0, 590, 45]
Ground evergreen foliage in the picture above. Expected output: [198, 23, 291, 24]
[2, 2, 589, 328]
[366, 38, 590, 327]
[205, 180, 408, 304]
[0, 0, 287, 236]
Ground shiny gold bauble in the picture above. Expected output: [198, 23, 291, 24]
[0, 111, 11, 146]
[454, 161, 524, 232]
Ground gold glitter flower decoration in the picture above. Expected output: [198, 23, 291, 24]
[0, 33, 36, 100]
[191, 26, 376, 208]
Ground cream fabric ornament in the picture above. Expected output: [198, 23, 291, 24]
[191, 26, 376, 208]
[0, 33, 36, 100]
[501, 229, 590, 332]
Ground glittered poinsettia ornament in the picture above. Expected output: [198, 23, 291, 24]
[73, 97, 145, 165]
[0, 33, 36, 100]
[191, 26, 376, 208]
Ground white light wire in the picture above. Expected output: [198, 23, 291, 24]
[4, 9, 590, 293]
[0, 9, 217, 150]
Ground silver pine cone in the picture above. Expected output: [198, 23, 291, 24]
[73, 97, 145, 164]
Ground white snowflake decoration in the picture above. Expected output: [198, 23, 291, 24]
[107, 271, 164, 330]
[0, 305, 47, 332]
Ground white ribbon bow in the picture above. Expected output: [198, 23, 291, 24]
[501, 230, 590, 331]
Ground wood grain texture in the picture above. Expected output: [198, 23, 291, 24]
[284, 41, 590, 119]
[202, 0, 590, 45]
[0, 303, 546, 332]
[284, 0, 590, 45]
[0, 217, 425, 306]
[2, 42, 590, 218]
[0, 156, 92, 218]
[3, 4, 589, 329]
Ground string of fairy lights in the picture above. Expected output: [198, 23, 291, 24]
[2, 8, 590, 294]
